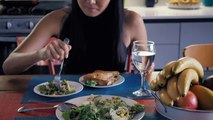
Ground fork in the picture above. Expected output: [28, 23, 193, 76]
[17, 102, 76, 113]
[54, 38, 70, 88]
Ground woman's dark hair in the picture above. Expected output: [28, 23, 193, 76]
[60, 0, 127, 73]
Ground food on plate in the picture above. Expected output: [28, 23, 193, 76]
[83, 70, 120, 86]
[167, 76, 180, 101]
[169, 0, 200, 8]
[179, 0, 191, 4]
[177, 68, 199, 96]
[175, 91, 198, 110]
[190, 85, 213, 110]
[170, 0, 200, 4]
[38, 80, 75, 95]
[203, 75, 213, 91]
[172, 57, 204, 79]
[159, 88, 174, 106]
[62, 95, 144, 120]
[170, 0, 179, 4]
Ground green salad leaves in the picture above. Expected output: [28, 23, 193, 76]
[85, 80, 97, 86]
[62, 96, 144, 120]
[39, 80, 75, 95]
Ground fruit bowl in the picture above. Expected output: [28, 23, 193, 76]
[155, 98, 213, 120]
[149, 57, 213, 119]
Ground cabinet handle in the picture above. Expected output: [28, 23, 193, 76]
[28, 21, 34, 29]
[6, 22, 12, 29]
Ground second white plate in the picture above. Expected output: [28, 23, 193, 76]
[79, 75, 125, 88]
[34, 81, 83, 98]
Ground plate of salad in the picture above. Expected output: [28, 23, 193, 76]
[34, 80, 83, 98]
[56, 95, 145, 120]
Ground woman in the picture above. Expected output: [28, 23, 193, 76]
[3, 0, 147, 74]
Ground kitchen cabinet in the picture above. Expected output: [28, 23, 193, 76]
[126, 3, 213, 70]
[145, 22, 213, 70]
[145, 23, 180, 69]
[180, 22, 213, 57]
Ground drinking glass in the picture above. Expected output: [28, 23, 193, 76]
[132, 41, 156, 97]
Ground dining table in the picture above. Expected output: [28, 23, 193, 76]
[0, 72, 171, 120]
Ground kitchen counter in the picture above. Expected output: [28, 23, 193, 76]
[125, 0, 213, 21]
[125, 1, 213, 69]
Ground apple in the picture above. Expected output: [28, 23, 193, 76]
[175, 91, 198, 110]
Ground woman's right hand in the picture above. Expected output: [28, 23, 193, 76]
[38, 39, 72, 62]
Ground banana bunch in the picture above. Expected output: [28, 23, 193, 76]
[150, 57, 203, 106]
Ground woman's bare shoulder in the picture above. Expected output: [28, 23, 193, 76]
[42, 8, 69, 23]
[124, 9, 147, 43]
[124, 9, 144, 28]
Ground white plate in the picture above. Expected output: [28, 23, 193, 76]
[33, 81, 83, 98]
[79, 75, 125, 88]
[155, 98, 213, 120]
[55, 95, 145, 120]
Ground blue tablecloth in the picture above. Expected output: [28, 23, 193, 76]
[21, 74, 153, 103]
[18, 72, 213, 120]
[14, 116, 58, 120]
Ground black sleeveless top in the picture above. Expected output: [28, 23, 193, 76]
[59, 5, 127, 74]
[61, 27, 128, 74]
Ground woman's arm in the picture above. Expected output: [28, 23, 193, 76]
[3, 9, 68, 74]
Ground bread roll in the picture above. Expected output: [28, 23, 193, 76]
[83, 70, 120, 86]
